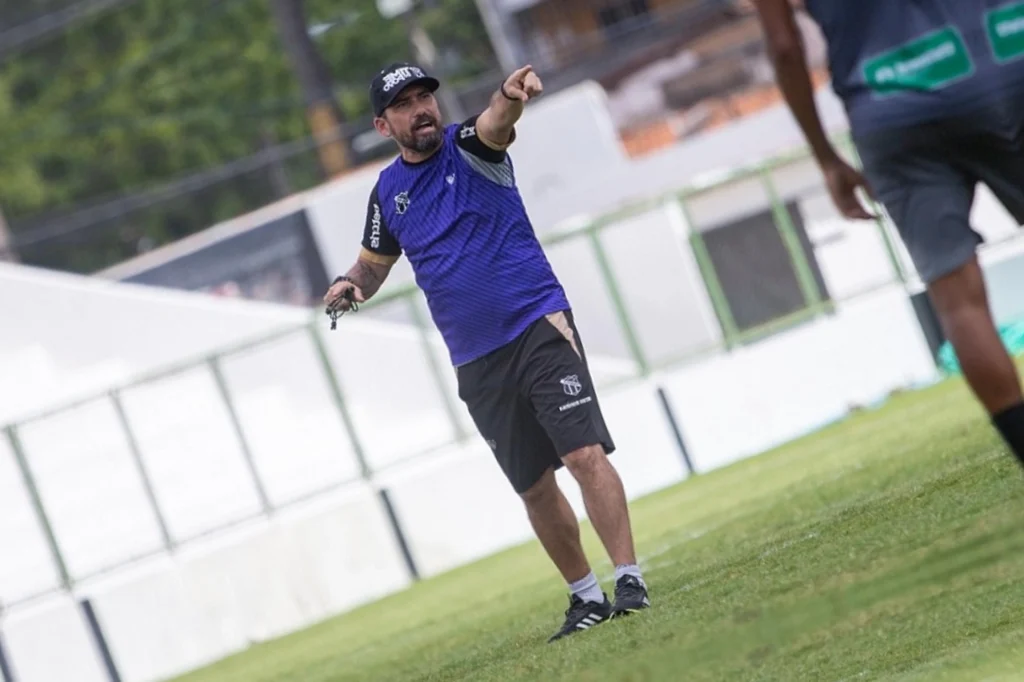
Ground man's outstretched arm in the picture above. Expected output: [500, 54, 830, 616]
[753, 0, 875, 219]
[753, 0, 836, 164]
[475, 65, 544, 149]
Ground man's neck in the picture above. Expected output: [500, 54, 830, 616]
[401, 144, 441, 165]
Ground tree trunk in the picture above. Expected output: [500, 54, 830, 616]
[0, 205, 18, 263]
[270, 0, 350, 177]
[261, 126, 293, 199]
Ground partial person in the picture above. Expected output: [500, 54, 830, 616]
[753, 0, 1024, 467]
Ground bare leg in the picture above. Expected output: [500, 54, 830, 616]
[561, 445, 637, 567]
[928, 257, 1022, 414]
[520, 467, 591, 583]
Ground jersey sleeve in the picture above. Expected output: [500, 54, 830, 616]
[360, 181, 401, 262]
[455, 115, 516, 163]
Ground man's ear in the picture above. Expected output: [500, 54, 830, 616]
[373, 116, 392, 138]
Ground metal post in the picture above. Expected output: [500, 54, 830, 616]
[841, 137, 911, 285]
[656, 387, 696, 476]
[0, 620, 15, 682]
[587, 228, 650, 376]
[377, 488, 420, 581]
[407, 295, 468, 443]
[207, 358, 273, 516]
[109, 391, 175, 551]
[306, 325, 373, 480]
[308, 324, 422, 581]
[873, 213, 911, 286]
[403, 8, 466, 121]
[678, 195, 741, 348]
[472, 0, 520, 73]
[80, 599, 121, 682]
[760, 170, 825, 313]
[5, 426, 72, 591]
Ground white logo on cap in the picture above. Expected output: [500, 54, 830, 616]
[382, 66, 426, 92]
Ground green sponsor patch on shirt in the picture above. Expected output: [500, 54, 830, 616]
[986, 1, 1024, 63]
[863, 27, 973, 96]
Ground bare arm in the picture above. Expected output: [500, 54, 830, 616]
[345, 249, 395, 299]
[753, 0, 838, 166]
[753, 0, 874, 219]
[324, 184, 402, 311]
[324, 249, 396, 311]
[475, 65, 543, 149]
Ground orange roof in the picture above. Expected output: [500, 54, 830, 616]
[620, 70, 831, 158]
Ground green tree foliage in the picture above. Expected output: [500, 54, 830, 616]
[0, 0, 495, 272]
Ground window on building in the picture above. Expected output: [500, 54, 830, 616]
[700, 201, 832, 337]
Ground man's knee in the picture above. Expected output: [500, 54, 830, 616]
[561, 443, 608, 482]
[519, 466, 558, 506]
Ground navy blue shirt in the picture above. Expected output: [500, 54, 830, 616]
[361, 117, 570, 366]
[805, 0, 1024, 133]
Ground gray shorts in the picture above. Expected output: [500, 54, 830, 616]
[855, 108, 1024, 284]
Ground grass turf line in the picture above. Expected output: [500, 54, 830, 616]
[172, 368, 1024, 682]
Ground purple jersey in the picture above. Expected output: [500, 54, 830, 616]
[361, 117, 570, 366]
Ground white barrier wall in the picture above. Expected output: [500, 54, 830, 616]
[3, 597, 109, 682]
[0, 281, 940, 682]
[1, 254, 948, 682]
[664, 287, 938, 473]
[0, 262, 309, 427]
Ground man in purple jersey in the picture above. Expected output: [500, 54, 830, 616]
[323, 62, 649, 641]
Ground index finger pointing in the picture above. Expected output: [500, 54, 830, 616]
[510, 64, 533, 80]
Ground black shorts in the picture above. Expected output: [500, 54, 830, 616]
[455, 309, 615, 494]
[855, 100, 1024, 284]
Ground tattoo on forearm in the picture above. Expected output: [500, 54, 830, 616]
[346, 260, 386, 297]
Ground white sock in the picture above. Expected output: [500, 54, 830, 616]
[615, 564, 645, 587]
[568, 571, 604, 604]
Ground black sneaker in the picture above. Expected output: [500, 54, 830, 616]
[547, 593, 613, 643]
[611, 575, 650, 618]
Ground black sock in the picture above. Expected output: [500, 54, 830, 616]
[992, 402, 1024, 465]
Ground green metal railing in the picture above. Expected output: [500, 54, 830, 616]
[0, 136, 938, 609]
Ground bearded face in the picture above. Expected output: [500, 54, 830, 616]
[376, 85, 444, 156]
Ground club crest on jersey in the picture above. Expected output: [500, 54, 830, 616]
[394, 191, 411, 215]
[560, 375, 582, 397]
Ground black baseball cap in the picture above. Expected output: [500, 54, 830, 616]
[370, 62, 441, 117]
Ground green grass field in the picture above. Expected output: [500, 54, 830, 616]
[172, 368, 1024, 682]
